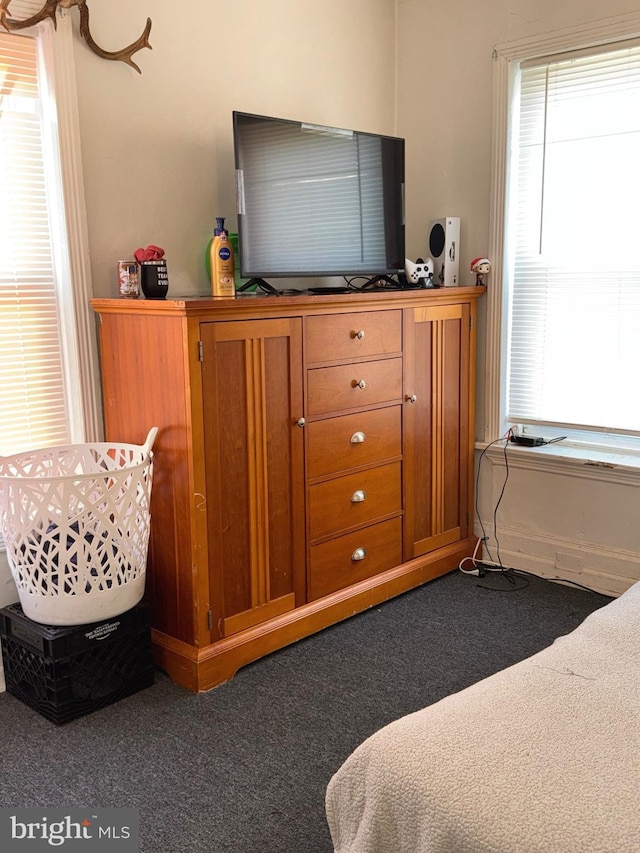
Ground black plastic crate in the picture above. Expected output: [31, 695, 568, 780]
[0, 601, 154, 724]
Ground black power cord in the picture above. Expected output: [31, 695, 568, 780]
[465, 430, 603, 595]
[473, 430, 512, 569]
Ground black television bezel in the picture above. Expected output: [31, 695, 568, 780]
[232, 110, 406, 279]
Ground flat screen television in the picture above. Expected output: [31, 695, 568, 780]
[233, 111, 405, 285]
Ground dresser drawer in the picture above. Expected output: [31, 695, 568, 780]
[309, 462, 401, 541]
[305, 310, 402, 364]
[307, 406, 402, 479]
[309, 517, 403, 601]
[307, 357, 403, 416]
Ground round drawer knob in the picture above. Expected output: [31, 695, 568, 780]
[351, 329, 365, 340]
[406, 394, 417, 404]
[296, 417, 306, 427]
[350, 489, 367, 503]
[353, 379, 367, 390]
[350, 431, 366, 444]
[351, 548, 367, 562]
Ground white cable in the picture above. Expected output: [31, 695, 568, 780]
[458, 538, 509, 575]
[458, 538, 485, 575]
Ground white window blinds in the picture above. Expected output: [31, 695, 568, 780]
[507, 42, 640, 436]
[0, 27, 70, 455]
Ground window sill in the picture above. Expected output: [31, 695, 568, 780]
[476, 439, 640, 485]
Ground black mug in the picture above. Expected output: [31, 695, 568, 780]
[140, 260, 169, 299]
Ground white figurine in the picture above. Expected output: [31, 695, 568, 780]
[470, 257, 491, 286]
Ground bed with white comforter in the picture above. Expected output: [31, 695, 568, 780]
[326, 580, 640, 853]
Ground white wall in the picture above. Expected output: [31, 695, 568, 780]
[72, 0, 398, 298]
[397, 0, 640, 596]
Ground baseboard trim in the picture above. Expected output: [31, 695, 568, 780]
[479, 525, 639, 596]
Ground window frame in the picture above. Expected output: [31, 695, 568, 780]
[486, 12, 640, 459]
[1, 8, 101, 450]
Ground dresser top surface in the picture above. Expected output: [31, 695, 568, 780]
[91, 286, 486, 319]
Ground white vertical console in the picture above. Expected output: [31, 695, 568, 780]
[428, 217, 460, 287]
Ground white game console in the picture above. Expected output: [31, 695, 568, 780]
[428, 217, 460, 287]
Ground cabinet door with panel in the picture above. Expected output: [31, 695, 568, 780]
[403, 302, 473, 560]
[200, 318, 306, 639]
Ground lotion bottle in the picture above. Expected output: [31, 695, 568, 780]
[209, 217, 235, 297]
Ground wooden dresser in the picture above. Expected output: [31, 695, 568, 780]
[91, 287, 484, 692]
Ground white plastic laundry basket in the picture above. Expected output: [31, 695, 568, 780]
[0, 428, 158, 626]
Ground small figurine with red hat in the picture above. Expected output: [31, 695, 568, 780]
[470, 257, 491, 286]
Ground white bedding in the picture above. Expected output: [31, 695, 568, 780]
[326, 580, 640, 853]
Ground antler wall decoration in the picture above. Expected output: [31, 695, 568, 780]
[0, 0, 152, 73]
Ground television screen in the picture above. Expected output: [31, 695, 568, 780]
[233, 111, 405, 280]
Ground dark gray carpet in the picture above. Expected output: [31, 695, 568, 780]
[0, 570, 612, 852]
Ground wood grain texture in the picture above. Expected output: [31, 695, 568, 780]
[91, 289, 483, 692]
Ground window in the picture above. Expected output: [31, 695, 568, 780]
[488, 15, 640, 454]
[0, 7, 99, 463]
